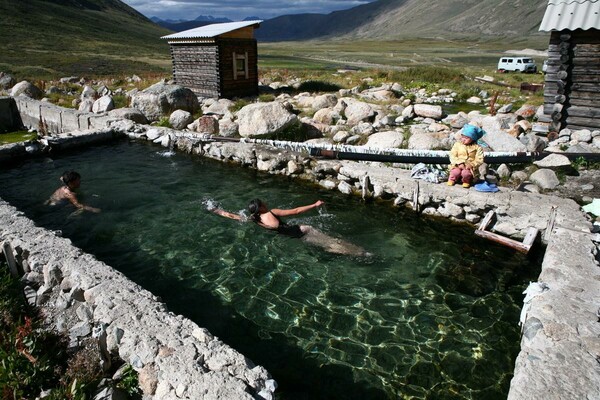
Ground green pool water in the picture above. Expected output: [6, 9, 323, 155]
[0, 141, 541, 399]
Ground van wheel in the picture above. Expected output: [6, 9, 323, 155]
[515, 69, 521, 73]
[498, 69, 505, 73]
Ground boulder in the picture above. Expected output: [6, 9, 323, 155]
[107, 108, 149, 124]
[572, 129, 592, 143]
[0, 73, 16, 90]
[130, 82, 199, 122]
[203, 99, 234, 116]
[444, 112, 468, 129]
[515, 104, 537, 118]
[413, 104, 443, 119]
[520, 133, 547, 152]
[237, 102, 298, 138]
[81, 85, 97, 100]
[480, 116, 527, 152]
[497, 104, 513, 114]
[333, 131, 350, 143]
[343, 98, 375, 125]
[530, 169, 560, 190]
[169, 110, 194, 130]
[92, 95, 115, 114]
[188, 116, 219, 134]
[313, 108, 339, 125]
[10, 81, 43, 99]
[408, 132, 443, 150]
[401, 105, 415, 119]
[218, 117, 239, 137]
[312, 94, 337, 110]
[466, 96, 482, 104]
[78, 99, 94, 112]
[534, 153, 571, 168]
[364, 131, 404, 149]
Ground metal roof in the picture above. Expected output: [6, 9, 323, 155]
[539, 0, 600, 31]
[161, 20, 262, 40]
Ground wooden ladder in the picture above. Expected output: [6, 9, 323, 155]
[474, 211, 538, 254]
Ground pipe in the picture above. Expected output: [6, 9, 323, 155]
[200, 135, 600, 164]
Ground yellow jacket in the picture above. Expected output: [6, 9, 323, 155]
[449, 141, 484, 177]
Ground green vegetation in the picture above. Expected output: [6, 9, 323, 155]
[0, 0, 172, 80]
[154, 117, 172, 128]
[258, 94, 276, 102]
[231, 99, 250, 112]
[0, 131, 37, 144]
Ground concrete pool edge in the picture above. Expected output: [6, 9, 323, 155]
[2, 96, 600, 398]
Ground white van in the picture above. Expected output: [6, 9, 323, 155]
[497, 57, 537, 73]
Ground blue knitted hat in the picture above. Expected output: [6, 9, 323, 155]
[462, 124, 485, 141]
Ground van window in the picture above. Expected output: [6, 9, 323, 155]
[517, 59, 522, 64]
[501, 58, 508, 62]
[523, 58, 533, 63]
[507, 59, 513, 63]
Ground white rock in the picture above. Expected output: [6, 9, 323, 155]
[530, 169, 560, 190]
[364, 131, 404, 149]
[237, 102, 298, 138]
[169, 110, 193, 130]
[92, 95, 114, 114]
[534, 153, 571, 168]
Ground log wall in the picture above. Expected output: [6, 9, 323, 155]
[542, 29, 600, 132]
[170, 43, 220, 98]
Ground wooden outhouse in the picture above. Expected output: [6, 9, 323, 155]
[538, 0, 600, 133]
[161, 20, 262, 98]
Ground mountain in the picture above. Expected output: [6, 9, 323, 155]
[256, 0, 548, 41]
[153, 15, 233, 32]
[0, 0, 172, 78]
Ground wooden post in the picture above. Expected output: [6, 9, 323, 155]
[412, 181, 420, 213]
[1, 241, 22, 278]
[474, 210, 538, 254]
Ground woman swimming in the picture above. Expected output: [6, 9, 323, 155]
[46, 170, 101, 213]
[211, 198, 369, 256]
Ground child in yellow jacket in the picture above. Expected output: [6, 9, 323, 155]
[448, 124, 485, 188]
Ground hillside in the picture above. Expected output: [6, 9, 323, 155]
[256, 0, 549, 42]
[0, 0, 173, 78]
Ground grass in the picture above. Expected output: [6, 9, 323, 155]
[0, 131, 37, 144]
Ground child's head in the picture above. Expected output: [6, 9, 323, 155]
[461, 124, 485, 144]
[61, 170, 81, 189]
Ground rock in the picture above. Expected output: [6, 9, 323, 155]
[534, 153, 571, 168]
[497, 164, 511, 178]
[313, 108, 339, 125]
[188, 116, 219, 134]
[130, 82, 199, 122]
[287, 160, 302, 175]
[81, 85, 97, 100]
[338, 181, 353, 195]
[438, 202, 464, 218]
[407, 132, 443, 150]
[343, 99, 375, 125]
[0, 73, 16, 90]
[511, 170, 528, 183]
[413, 104, 443, 119]
[332, 131, 350, 143]
[444, 112, 468, 129]
[515, 104, 537, 118]
[10, 81, 43, 99]
[107, 108, 149, 124]
[346, 135, 361, 145]
[78, 99, 94, 112]
[203, 99, 234, 116]
[92, 95, 115, 114]
[516, 120, 532, 132]
[593, 136, 600, 149]
[480, 116, 527, 152]
[566, 143, 600, 153]
[401, 105, 415, 119]
[364, 131, 404, 149]
[169, 110, 193, 130]
[218, 117, 239, 137]
[312, 94, 337, 110]
[520, 133, 547, 152]
[236, 102, 298, 138]
[466, 96, 482, 104]
[351, 122, 374, 136]
[572, 129, 592, 143]
[497, 104, 513, 114]
[530, 169, 560, 190]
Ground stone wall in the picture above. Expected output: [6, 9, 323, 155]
[0, 201, 275, 400]
[0, 96, 21, 133]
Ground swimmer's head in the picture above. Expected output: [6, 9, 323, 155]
[61, 170, 81, 189]
[248, 198, 266, 222]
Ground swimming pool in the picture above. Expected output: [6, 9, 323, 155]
[0, 141, 541, 399]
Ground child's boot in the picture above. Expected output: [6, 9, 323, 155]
[462, 182, 471, 188]
[447, 180, 455, 186]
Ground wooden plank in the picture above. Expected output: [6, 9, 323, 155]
[522, 227, 539, 247]
[478, 210, 495, 231]
[544, 206, 557, 242]
[412, 181, 419, 213]
[567, 106, 600, 118]
[474, 230, 532, 253]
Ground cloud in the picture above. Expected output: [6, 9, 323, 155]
[121, 0, 376, 20]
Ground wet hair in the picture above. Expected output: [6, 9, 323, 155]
[60, 170, 80, 187]
[248, 198, 265, 223]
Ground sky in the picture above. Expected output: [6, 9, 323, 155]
[120, 0, 377, 21]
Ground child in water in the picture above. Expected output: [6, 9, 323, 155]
[47, 170, 101, 213]
[210, 198, 369, 256]
[448, 124, 485, 188]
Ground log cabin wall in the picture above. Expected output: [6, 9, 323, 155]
[543, 29, 600, 133]
[170, 43, 220, 98]
[218, 39, 259, 98]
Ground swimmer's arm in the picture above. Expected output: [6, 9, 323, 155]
[211, 208, 242, 221]
[272, 200, 324, 217]
[65, 191, 101, 213]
